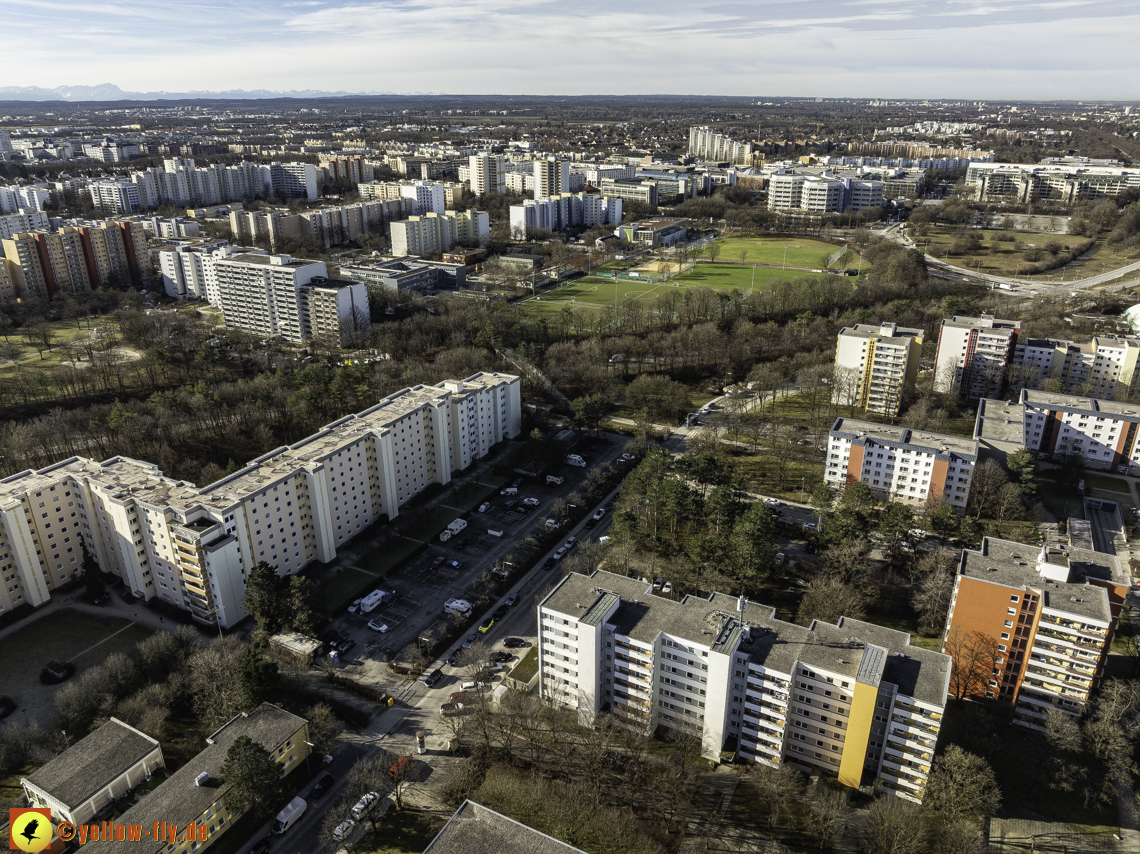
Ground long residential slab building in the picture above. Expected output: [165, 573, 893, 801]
[934, 315, 1140, 401]
[539, 570, 951, 803]
[0, 373, 520, 628]
[975, 388, 1140, 473]
[825, 419, 978, 513]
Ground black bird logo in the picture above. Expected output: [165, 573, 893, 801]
[19, 818, 41, 844]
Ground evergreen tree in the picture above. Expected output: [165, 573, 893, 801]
[239, 646, 279, 707]
[220, 735, 283, 818]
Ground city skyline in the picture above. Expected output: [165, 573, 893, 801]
[2, 0, 1139, 101]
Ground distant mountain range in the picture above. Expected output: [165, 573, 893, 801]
[0, 84, 416, 101]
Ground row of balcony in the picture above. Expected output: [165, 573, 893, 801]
[1035, 629, 1103, 654]
[1029, 653, 1095, 676]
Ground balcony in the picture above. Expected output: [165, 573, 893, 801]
[1034, 629, 1103, 654]
[881, 754, 930, 777]
[890, 715, 939, 737]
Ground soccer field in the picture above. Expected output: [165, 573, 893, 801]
[522, 264, 840, 314]
[707, 236, 858, 268]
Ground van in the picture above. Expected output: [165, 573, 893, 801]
[271, 797, 307, 835]
[487, 528, 503, 538]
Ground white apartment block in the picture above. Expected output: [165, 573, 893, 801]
[833, 323, 923, 416]
[270, 162, 319, 201]
[158, 242, 257, 301]
[0, 185, 50, 213]
[688, 127, 754, 165]
[768, 172, 883, 213]
[0, 374, 521, 627]
[965, 162, 1140, 204]
[89, 179, 142, 214]
[505, 171, 535, 193]
[298, 278, 369, 346]
[400, 180, 446, 215]
[468, 153, 506, 195]
[825, 419, 977, 512]
[0, 210, 50, 241]
[933, 316, 1021, 399]
[390, 210, 489, 257]
[976, 389, 1140, 474]
[214, 253, 325, 343]
[509, 193, 621, 239]
[1014, 335, 1140, 401]
[539, 571, 950, 802]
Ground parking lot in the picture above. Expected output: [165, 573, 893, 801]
[318, 436, 630, 683]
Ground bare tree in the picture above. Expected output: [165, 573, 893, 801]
[798, 576, 867, 624]
[862, 796, 926, 854]
[807, 786, 851, 849]
[751, 761, 804, 828]
[924, 745, 1002, 822]
[943, 626, 1000, 700]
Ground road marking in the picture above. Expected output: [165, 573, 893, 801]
[67, 621, 137, 663]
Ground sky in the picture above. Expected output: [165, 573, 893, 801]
[2, 0, 1139, 100]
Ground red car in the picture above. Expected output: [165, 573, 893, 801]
[429, 556, 446, 570]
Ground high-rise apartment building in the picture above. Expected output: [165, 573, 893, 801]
[157, 241, 248, 301]
[298, 278, 369, 347]
[0, 374, 521, 628]
[89, 179, 142, 214]
[390, 210, 489, 257]
[539, 570, 950, 802]
[0, 211, 50, 241]
[976, 389, 1140, 473]
[944, 537, 1127, 728]
[320, 155, 374, 184]
[509, 193, 622, 239]
[1, 232, 50, 299]
[213, 253, 325, 343]
[825, 419, 977, 512]
[2, 219, 146, 298]
[468, 153, 506, 195]
[934, 316, 1140, 401]
[933, 316, 1021, 399]
[833, 323, 923, 416]
[688, 127, 754, 165]
[400, 180, 446, 215]
[533, 159, 570, 199]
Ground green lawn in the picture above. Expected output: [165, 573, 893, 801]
[71, 623, 154, 670]
[733, 452, 824, 502]
[0, 610, 134, 697]
[920, 226, 1140, 280]
[355, 808, 446, 853]
[705, 235, 859, 268]
[523, 262, 843, 316]
[1082, 474, 1131, 494]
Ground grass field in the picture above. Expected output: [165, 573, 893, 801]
[704, 235, 857, 268]
[921, 226, 1139, 279]
[524, 263, 842, 316]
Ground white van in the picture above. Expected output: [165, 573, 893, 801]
[360, 590, 391, 613]
[272, 797, 307, 834]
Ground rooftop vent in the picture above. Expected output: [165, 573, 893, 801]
[1071, 597, 1084, 603]
[194, 772, 209, 787]
[838, 658, 847, 665]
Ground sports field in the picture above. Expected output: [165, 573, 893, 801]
[523, 263, 841, 314]
[705, 235, 859, 268]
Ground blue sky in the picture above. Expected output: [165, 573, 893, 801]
[2, 0, 1138, 99]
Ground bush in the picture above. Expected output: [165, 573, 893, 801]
[1016, 236, 1096, 275]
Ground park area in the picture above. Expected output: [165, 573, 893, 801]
[703, 235, 860, 269]
[921, 226, 1138, 279]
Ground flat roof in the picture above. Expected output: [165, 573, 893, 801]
[974, 398, 1025, 444]
[543, 571, 950, 705]
[838, 322, 922, 342]
[24, 719, 160, 810]
[831, 418, 978, 459]
[958, 537, 1119, 622]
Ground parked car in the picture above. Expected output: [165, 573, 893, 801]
[0, 696, 16, 720]
[445, 560, 462, 570]
[565, 536, 577, 548]
[332, 819, 355, 841]
[367, 620, 389, 633]
[338, 639, 357, 654]
[446, 653, 460, 667]
[505, 593, 518, 607]
[440, 702, 465, 717]
[430, 556, 446, 569]
[553, 546, 567, 560]
[462, 633, 478, 649]
[347, 598, 363, 614]
[522, 497, 540, 506]
[310, 773, 335, 799]
[351, 792, 381, 820]
[504, 637, 528, 648]
[491, 651, 514, 663]
[543, 558, 556, 570]
[40, 661, 75, 685]
[250, 839, 271, 854]
[763, 498, 781, 508]
[620, 452, 637, 461]
[120, 590, 137, 604]
[478, 502, 491, 513]
[592, 508, 606, 521]
[492, 605, 508, 620]
[423, 669, 443, 688]
[478, 616, 495, 633]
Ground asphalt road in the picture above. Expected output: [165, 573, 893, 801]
[236, 449, 626, 854]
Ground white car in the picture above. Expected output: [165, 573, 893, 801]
[367, 620, 388, 633]
[545, 518, 560, 528]
[564, 537, 577, 548]
[553, 546, 568, 560]
[332, 819, 356, 841]
[351, 792, 381, 820]
[478, 502, 491, 513]
[522, 497, 540, 506]
[763, 498, 781, 508]
[347, 598, 363, 614]
[592, 508, 606, 521]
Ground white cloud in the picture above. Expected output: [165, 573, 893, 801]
[1, 0, 1137, 98]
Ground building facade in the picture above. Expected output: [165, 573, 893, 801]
[833, 323, 923, 416]
[0, 374, 521, 627]
[688, 127, 754, 165]
[976, 389, 1140, 473]
[944, 537, 1127, 728]
[539, 571, 950, 802]
[933, 316, 1022, 399]
[964, 162, 1140, 204]
[825, 419, 977, 512]
[468, 153, 506, 195]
